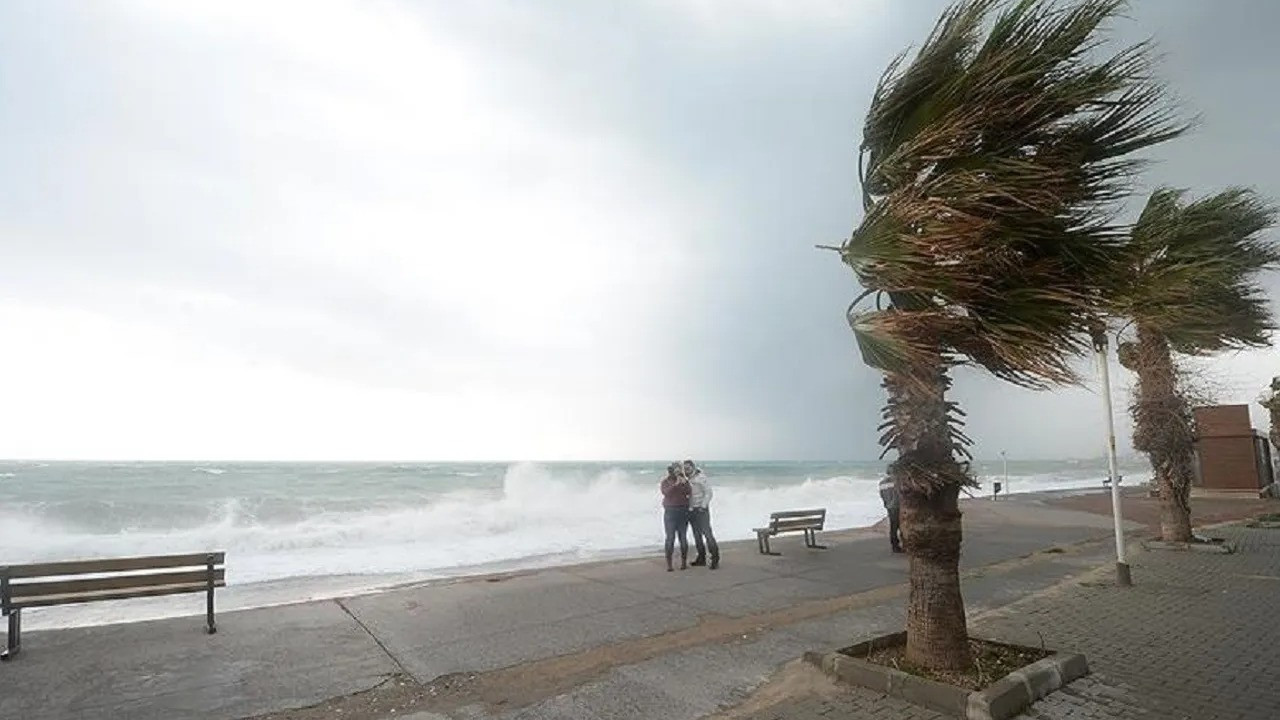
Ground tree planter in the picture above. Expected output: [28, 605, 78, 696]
[806, 632, 1089, 720]
[1142, 536, 1236, 554]
[1247, 513, 1280, 529]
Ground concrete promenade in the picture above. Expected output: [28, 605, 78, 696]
[4, 490, 1265, 720]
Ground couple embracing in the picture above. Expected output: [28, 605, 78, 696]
[659, 460, 720, 571]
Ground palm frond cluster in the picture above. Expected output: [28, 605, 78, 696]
[845, 0, 1184, 395]
[1115, 187, 1280, 355]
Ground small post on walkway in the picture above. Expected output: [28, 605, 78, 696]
[1092, 323, 1132, 587]
[1001, 450, 1008, 496]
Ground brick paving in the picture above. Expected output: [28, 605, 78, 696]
[740, 525, 1280, 720]
[745, 676, 1151, 720]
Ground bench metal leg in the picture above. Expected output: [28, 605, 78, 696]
[206, 556, 218, 635]
[759, 533, 781, 556]
[2, 609, 20, 661]
[804, 529, 828, 550]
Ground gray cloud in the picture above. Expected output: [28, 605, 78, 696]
[1, 0, 1277, 460]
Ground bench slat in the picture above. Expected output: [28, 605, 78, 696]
[770, 515, 825, 526]
[769, 519, 825, 533]
[9, 569, 225, 599]
[10, 581, 226, 610]
[770, 509, 826, 521]
[2, 552, 225, 579]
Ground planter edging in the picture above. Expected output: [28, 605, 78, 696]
[807, 633, 1089, 720]
[1141, 539, 1236, 554]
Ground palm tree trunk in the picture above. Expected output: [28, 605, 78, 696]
[1129, 324, 1195, 542]
[883, 364, 972, 671]
[902, 484, 968, 668]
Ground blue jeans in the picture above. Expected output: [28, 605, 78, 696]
[663, 506, 690, 567]
[690, 507, 719, 562]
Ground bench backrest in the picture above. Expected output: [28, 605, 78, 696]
[769, 508, 826, 532]
[1, 552, 226, 612]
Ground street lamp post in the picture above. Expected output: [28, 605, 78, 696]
[1093, 327, 1132, 587]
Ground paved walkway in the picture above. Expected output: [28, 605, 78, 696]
[736, 523, 1280, 720]
[5, 491, 1276, 720]
[1, 494, 1120, 720]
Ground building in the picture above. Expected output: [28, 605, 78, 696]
[1193, 404, 1274, 492]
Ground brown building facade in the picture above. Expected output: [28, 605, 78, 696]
[1193, 404, 1274, 491]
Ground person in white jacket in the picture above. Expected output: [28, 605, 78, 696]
[683, 459, 719, 569]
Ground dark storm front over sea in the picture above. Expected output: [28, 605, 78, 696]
[0, 458, 1147, 627]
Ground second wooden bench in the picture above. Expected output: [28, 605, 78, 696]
[754, 509, 827, 555]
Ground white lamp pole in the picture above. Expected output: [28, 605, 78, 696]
[1093, 328, 1132, 586]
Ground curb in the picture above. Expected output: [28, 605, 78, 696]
[1141, 539, 1236, 554]
[806, 633, 1089, 720]
[1196, 518, 1254, 532]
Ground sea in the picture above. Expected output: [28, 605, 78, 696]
[0, 458, 1148, 629]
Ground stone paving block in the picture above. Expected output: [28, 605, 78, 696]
[674, 574, 841, 616]
[0, 600, 397, 720]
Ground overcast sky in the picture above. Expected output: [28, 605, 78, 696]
[1, 0, 1278, 462]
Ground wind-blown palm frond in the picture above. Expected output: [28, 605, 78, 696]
[1115, 187, 1280, 353]
[849, 307, 961, 376]
[845, 0, 1185, 390]
[860, 0, 996, 201]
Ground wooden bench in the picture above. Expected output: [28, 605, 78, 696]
[754, 509, 827, 555]
[1, 551, 225, 661]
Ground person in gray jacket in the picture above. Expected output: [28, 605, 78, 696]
[878, 476, 903, 553]
[683, 459, 720, 569]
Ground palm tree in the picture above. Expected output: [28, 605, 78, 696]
[840, 0, 1182, 670]
[1113, 189, 1279, 541]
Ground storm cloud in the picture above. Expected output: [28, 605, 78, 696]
[1, 0, 1277, 461]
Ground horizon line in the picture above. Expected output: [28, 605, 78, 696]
[0, 455, 1141, 464]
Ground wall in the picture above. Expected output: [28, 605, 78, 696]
[1193, 405, 1263, 491]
